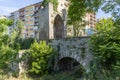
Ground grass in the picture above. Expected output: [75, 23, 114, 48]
[0, 72, 82, 80]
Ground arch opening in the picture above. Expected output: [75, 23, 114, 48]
[53, 14, 64, 38]
[57, 57, 80, 71]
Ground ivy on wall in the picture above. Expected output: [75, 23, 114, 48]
[42, 0, 58, 11]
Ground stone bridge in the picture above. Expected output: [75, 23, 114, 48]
[49, 37, 93, 72]
[13, 37, 93, 75]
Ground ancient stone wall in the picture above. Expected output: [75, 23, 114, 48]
[14, 37, 93, 75]
[38, 3, 49, 40]
[49, 37, 93, 72]
[38, 1, 68, 40]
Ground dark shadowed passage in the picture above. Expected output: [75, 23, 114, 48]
[57, 57, 80, 71]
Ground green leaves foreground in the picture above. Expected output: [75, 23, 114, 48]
[25, 41, 56, 75]
[90, 18, 120, 78]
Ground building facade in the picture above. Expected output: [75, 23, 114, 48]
[84, 13, 96, 36]
[9, 2, 41, 39]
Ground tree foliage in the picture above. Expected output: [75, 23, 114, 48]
[27, 41, 54, 75]
[0, 19, 25, 77]
[101, 0, 120, 22]
[67, 20, 86, 37]
[19, 38, 34, 49]
[68, 0, 102, 22]
[14, 20, 24, 42]
[42, 0, 58, 11]
[93, 0, 120, 25]
[90, 18, 120, 77]
[67, 0, 102, 36]
[0, 19, 19, 71]
[0, 19, 13, 35]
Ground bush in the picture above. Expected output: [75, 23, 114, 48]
[90, 18, 120, 79]
[19, 38, 34, 49]
[0, 19, 19, 76]
[26, 40, 55, 75]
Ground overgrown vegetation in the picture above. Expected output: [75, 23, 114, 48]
[1, 72, 81, 80]
[42, 0, 58, 11]
[19, 38, 34, 49]
[23, 41, 56, 76]
[101, 0, 120, 23]
[88, 1, 120, 79]
[90, 18, 120, 79]
[0, 19, 20, 75]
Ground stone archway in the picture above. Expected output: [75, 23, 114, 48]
[57, 57, 80, 71]
[49, 37, 93, 73]
[54, 14, 64, 38]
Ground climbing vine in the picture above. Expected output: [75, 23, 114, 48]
[42, 0, 58, 11]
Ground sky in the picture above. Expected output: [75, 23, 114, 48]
[0, 0, 42, 15]
[0, 0, 111, 19]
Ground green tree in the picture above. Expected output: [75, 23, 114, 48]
[0, 19, 19, 72]
[27, 41, 54, 75]
[14, 20, 24, 41]
[10, 20, 24, 49]
[0, 19, 26, 78]
[101, 0, 120, 22]
[19, 38, 34, 49]
[68, 0, 102, 22]
[90, 18, 120, 78]
[67, 20, 86, 37]
[67, 0, 102, 36]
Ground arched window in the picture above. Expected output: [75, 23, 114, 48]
[54, 14, 64, 38]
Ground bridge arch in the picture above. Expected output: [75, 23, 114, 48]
[53, 14, 64, 38]
[57, 57, 80, 71]
[49, 37, 93, 73]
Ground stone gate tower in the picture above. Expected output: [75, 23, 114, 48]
[38, 0, 69, 40]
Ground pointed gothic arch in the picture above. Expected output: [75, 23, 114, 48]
[53, 14, 64, 38]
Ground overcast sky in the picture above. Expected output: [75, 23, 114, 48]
[0, 0, 111, 19]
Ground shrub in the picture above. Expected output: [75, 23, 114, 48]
[90, 18, 120, 79]
[19, 38, 34, 49]
[26, 40, 55, 75]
